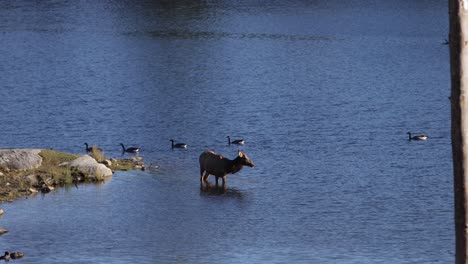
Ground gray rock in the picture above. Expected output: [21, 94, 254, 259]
[58, 162, 69, 167]
[69, 155, 113, 179]
[0, 149, 43, 171]
[26, 174, 39, 187]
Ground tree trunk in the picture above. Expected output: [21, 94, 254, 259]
[450, 0, 468, 263]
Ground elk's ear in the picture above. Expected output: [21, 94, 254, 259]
[238, 149, 243, 157]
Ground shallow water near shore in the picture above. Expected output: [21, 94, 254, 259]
[0, 0, 452, 263]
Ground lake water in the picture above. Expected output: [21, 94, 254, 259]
[0, 0, 451, 263]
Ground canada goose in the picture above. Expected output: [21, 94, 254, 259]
[11, 252, 24, 259]
[0, 251, 10, 261]
[170, 139, 187, 149]
[226, 136, 245, 145]
[119, 143, 141, 153]
[84, 143, 103, 153]
[407, 132, 428, 141]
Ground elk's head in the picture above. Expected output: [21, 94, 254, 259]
[238, 150, 255, 167]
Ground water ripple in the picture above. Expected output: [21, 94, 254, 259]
[124, 29, 336, 42]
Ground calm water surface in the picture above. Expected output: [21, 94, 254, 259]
[0, 0, 451, 263]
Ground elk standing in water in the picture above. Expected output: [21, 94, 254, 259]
[199, 149, 255, 186]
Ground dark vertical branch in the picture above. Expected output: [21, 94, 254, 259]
[450, 0, 468, 263]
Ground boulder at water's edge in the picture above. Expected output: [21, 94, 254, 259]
[68, 155, 113, 179]
[0, 149, 43, 171]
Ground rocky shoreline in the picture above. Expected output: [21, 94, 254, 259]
[0, 148, 146, 258]
[0, 148, 145, 203]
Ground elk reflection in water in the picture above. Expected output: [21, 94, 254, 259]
[200, 180, 228, 194]
[200, 181, 246, 198]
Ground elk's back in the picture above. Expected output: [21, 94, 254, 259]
[199, 150, 227, 175]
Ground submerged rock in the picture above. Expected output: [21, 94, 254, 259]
[68, 155, 113, 179]
[0, 149, 43, 171]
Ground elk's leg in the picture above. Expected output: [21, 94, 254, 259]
[200, 168, 204, 182]
[202, 172, 210, 182]
[215, 176, 219, 186]
[222, 176, 226, 185]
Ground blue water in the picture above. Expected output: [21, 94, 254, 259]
[0, 0, 451, 263]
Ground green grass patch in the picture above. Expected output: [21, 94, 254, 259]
[39, 149, 79, 165]
[90, 147, 105, 162]
[109, 159, 139, 171]
[32, 150, 81, 185]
